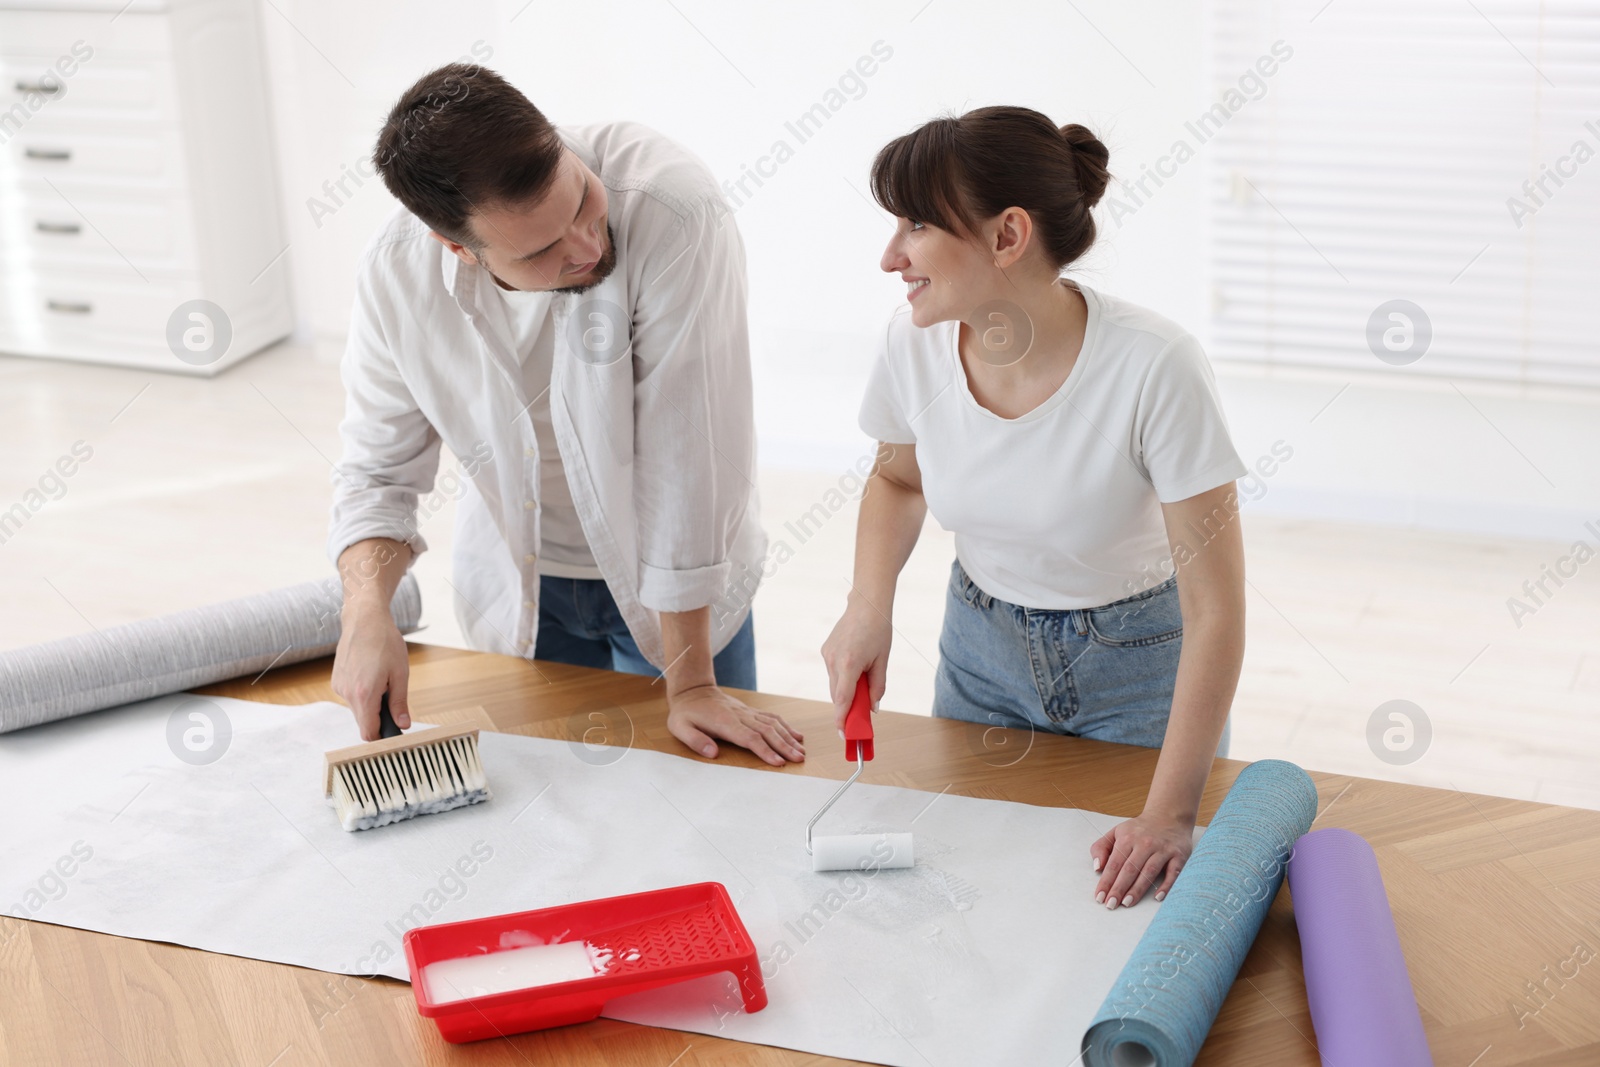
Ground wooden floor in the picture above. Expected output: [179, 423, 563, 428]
[748, 476, 1600, 813]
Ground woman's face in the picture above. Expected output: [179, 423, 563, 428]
[879, 216, 1000, 328]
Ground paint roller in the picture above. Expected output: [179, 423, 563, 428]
[804, 674, 914, 872]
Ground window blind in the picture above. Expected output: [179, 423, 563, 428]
[1207, 0, 1600, 387]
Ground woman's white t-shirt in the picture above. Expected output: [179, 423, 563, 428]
[858, 279, 1247, 611]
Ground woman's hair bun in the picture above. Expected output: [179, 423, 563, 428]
[869, 106, 1111, 271]
[1059, 123, 1110, 208]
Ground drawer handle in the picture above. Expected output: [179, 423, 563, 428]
[35, 220, 82, 235]
[15, 80, 62, 95]
[24, 147, 71, 161]
[46, 299, 92, 315]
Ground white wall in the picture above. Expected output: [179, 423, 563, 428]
[257, 0, 1209, 431]
[257, 0, 1600, 542]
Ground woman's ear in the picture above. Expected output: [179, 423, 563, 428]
[989, 206, 1035, 270]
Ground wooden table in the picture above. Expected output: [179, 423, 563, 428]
[4, 642, 1597, 1066]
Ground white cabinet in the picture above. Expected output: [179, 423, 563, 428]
[0, 0, 292, 375]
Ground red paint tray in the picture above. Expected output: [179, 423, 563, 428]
[403, 881, 767, 1043]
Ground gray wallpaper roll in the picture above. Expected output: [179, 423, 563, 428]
[0, 574, 421, 733]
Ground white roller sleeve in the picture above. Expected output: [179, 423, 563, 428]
[0, 575, 422, 732]
[811, 832, 915, 872]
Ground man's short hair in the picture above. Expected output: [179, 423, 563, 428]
[373, 64, 564, 251]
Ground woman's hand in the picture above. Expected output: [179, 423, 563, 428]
[1089, 810, 1197, 909]
[820, 595, 893, 732]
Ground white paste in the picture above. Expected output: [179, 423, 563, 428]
[423, 941, 610, 1004]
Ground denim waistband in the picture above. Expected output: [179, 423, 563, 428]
[953, 560, 1177, 615]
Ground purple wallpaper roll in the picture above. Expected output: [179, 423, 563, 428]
[1288, 827, 1435, 1067]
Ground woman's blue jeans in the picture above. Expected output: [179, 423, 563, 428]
[932, 560, 1230, 757]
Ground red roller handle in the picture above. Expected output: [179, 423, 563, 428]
[843, 673, 874, 762]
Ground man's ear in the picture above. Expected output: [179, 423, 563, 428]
[428, 230, 479, 266]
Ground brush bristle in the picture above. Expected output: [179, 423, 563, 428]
[331, 733, 490, 832]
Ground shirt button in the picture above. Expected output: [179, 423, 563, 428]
[523, 600, 534, 609]
[524, 554, 536, 564]
[524, 500, 535, 510]
[524, 447, 536, 458]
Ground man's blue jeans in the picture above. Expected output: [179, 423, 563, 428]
[532, 575, 758, 690]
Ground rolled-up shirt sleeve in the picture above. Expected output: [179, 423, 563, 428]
[326, 254, 443, 566]
[628, 198, 755, 613]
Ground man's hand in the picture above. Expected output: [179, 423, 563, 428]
[331, 604, 412, 740]
[331, 538, 413, 740]
[1089, 809, 1196, 909]
[656, 606, 804, 766]
[666, 684, 805, 766]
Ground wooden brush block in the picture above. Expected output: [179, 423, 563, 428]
[321, 705, 497, 796]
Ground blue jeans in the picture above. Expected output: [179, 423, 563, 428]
[532, 575, 758, 690]
[932, 560, 1230, 756]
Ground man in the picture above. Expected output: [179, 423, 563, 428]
[326, 63, 803, 767]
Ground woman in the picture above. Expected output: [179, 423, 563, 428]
[822, 106, 1247, 911]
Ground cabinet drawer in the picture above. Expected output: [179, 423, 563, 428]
[0, 52, 174, 125]
[0, 188, 196, 271]
[0, 266, 195, 367]
[0, 8, 171, 61]
[1, 121, 188, 189]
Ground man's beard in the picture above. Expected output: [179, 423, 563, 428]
[552, 222, 617, 296]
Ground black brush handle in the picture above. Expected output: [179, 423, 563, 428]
[378, 692, 403, 738]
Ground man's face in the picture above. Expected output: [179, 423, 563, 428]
[432, 150, 616, 295]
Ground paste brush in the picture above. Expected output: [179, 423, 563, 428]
[322, 695, 492, 831]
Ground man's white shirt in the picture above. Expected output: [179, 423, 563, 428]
[328, 121, 765, 666]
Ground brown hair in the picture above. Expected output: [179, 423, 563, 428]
[869, 105, 1110, 271]
[373, 63, 565, 249]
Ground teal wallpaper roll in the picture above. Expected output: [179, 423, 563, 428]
[1082, 759, 1319, 1066]
[0, 574, 421, 732]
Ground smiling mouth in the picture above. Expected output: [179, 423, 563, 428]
[907, 278, 930, 299]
